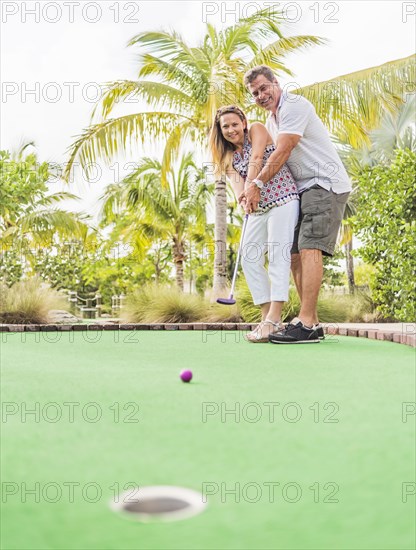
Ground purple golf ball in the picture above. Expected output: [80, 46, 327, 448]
[180, 369, 193, 383]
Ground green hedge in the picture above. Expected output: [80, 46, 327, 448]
[352, 149, 416, 321]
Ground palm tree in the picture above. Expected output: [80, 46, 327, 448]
[63, 7, 323, 181]
[336, 200, 357, 293]
[99, 153, 213, 289]
[0, 147, 88, 256]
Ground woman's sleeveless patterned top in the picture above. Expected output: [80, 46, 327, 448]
[232, 133, 299, 215]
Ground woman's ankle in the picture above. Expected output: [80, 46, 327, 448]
[265, 317, 281, 326]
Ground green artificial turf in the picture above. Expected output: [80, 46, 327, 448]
[1, 330, 415, 549]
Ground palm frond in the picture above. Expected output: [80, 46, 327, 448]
[160, 122, 191, 187]
[63, 112, 187, 182]
[249, 36, 327, 73]
[221, 23, 258, 59]
[138, 54, 199, 94]
[38, 192, 80, 206]
[298, 54, 416, 147]
[128, 30, 191, 58]
[91, 80, 194, 121]
[20, 209, 88, 238]
[239, 6, 286, 39]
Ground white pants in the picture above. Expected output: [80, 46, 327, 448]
[241, 200, 299, 305]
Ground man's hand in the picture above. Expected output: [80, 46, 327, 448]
[243, 183, 261, 213]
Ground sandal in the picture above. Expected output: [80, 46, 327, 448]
[245, 319, 283, 343]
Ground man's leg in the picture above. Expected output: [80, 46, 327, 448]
[270, 187, 349, 344]
[294, 189, 349, 329]
[269, 249, 322, 343]
[297, 248, 322, 327]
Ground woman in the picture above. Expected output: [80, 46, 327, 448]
[209, 105, 299, 342]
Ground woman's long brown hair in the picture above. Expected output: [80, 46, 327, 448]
[208, 105, 248, 178]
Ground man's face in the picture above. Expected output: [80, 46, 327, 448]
[247, 75, 280, 112]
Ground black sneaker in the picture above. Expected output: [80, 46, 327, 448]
[269, 318, 320, 344]
[313, 324, 325, 340]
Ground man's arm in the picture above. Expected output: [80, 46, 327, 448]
[255, 133, 300, 183]
[243, 133, 300, 212]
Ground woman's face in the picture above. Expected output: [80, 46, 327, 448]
[219, 113, 246, 146]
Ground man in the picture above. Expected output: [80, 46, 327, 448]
[241, 65, 352, 344]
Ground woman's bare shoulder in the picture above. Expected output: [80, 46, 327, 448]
[249, 121, 273, 143]
[249, 121, 267, 131]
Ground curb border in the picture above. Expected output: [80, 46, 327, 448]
[0, 323, 414, 347]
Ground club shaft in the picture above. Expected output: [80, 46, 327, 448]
[229, 214, 249, 297]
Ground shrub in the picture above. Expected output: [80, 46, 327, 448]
[123, 281, 377, 325]
[351, 149, 416, 321]
[307, 289, 376, 323]
[124, 283, 243, 323]
[350, 263, 376, 288]
[344, 289, 377, 323]
[0, 277, 66, 324]
[236, 278, 376, 323]
[123, 284, 205, 323]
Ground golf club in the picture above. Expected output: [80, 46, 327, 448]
[217, 213, 249, 305]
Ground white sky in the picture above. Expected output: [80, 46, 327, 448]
[1, 1, 415, 219]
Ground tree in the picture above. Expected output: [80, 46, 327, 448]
[336, 200, 357, 294]
[213, 180, 228, 294]
[184, 223, 215, 295]
[100, 153, 213, 289]
[0, 148, 88, 283]
[33, 239, 100, 294]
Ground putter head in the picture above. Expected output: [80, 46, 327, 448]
[216, 297, 236, 305]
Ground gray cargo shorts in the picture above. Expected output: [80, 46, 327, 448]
[291, 184, 350, 257]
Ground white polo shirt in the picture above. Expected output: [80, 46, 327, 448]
[266, 93, 352, 194]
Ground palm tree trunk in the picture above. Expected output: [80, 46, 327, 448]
[188, 240, 193, 293]
[173, 238, 185, 291]
[345, 239, 355, 293]
[153, 248, 161, 284]
[213, 179, 228, 298]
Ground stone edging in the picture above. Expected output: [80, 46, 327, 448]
[325, 325, 415, 348]
[0, 323, 414, 348]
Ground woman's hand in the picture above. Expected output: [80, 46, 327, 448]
[240, 197, 249, 214]
[238, 191, 250, 214]
[242, 183, 260, 213]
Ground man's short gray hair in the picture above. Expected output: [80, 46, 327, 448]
[244, 65, 277, 86]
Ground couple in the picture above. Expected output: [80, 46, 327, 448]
[209, 65, 352, 344]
